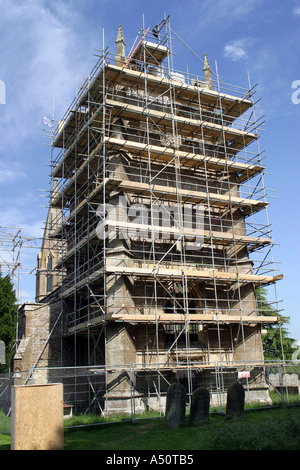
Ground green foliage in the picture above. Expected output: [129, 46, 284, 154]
[256, 287, 297, 361]
[0, 273, 18, 373]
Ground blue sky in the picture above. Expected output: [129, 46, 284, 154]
[0, 0, 299, 341]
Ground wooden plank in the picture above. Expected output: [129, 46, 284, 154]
[129, 40, 168, 65]
[108, 313, 279, 324]
[66, 312, 279, 335]
[104, 136, 264, 178]
[51, 140, 104, 205]
[106, 219, 272, 247]
[104, 64, 252, 118]
[106, 98, 257, 149]
[60, 261, 283, 299]
[52, 133, 263, 190]
[52, 64, 253, 150]
[105, 264, 283, 285]
[53, 219, 272, 267]
[51, 175, 268, 237]
[113, 178, 268, 213]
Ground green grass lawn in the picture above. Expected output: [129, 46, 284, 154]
[1, 394, 300, 451]
[62, 407, 300, 451]
[2, 406, 299, 451]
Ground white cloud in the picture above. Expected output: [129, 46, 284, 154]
[0, 193, 43, 233]
[179, 0, 266, 39]
[223, 38, 256, 61]
[224, 40, 248, 61]
[213, 0, 265, 18]
[0, 0, 98, 150]
[293, 6, 300, 17]
[0, 162, 26, 185]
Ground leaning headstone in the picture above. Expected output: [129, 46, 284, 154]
[225, 381, 245, 421]
[165, 382, 186, 429]
[189, 388, 210, 426]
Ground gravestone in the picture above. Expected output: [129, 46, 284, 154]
[0, 340, 5, 364]
[165, 383, 186, 429]
[11, 383, 64, 450]
[189, 388, 210, 426]
[225, 381, 245, 421]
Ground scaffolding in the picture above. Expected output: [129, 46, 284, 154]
[23, 17, 283, 413]
[0, 226, 40, 303]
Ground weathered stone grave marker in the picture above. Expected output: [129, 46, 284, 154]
[165, 382, 186, 429]
[0, 340, 5, 364]
[189, 388, 210, 426]
[11, 383, 64, 450]
[225, 381, 245, 421]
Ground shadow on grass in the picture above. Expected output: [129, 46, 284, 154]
[63, 407, 300, 451]
[2, 402, 300, 451]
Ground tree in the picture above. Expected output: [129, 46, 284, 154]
[0, 272, 18, 373]
[256, 287, 297, 361]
